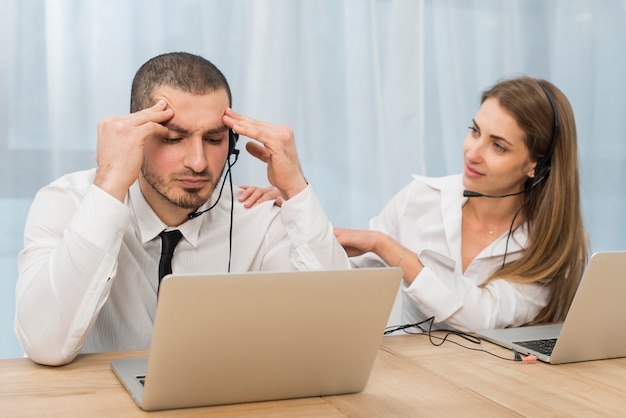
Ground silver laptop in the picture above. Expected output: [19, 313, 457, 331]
[111, 268, 402, 411]
[476, 251, 626, 364]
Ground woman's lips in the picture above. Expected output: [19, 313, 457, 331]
[464, 165, 484, 179]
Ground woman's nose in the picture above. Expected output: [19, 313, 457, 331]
[464, 136, 483, 162]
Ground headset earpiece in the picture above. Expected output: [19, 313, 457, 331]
[534, 82, 560, 180]
[228, 129, 239, 157]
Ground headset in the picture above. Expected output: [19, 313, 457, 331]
[464, 81, 560, 199]
[187, 128, 240, 272]
[533, 82, 560, 181]
[463, 81, 562, 268]
[228, 129, 240, 158]
[188, 129, 240, 218]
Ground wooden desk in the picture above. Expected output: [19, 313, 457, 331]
[2, 334, 626, 417]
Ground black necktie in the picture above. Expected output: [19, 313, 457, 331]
[158, 230, 183, 289]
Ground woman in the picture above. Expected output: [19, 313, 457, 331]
[244, 76, 589, 332]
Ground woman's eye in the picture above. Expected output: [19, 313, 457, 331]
[493, 142, 506, 152]
[468, 126, 479, 136]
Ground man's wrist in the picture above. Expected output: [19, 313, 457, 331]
[280, 178, 309, 201]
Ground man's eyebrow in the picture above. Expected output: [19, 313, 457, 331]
[162, 122, 189, 135]
[162, 122, 229, 136]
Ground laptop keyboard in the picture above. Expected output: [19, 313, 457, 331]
[513, 338, 557, 356]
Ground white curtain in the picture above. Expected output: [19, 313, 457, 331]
[1, 0, 625, 359]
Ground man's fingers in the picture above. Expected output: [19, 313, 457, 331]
[122, 100, 173, 126]
[223, 108, 276, 145]
[245, 142, 270, 163]
[224, 107, 253, 125]
[99, 113, 170, 140]
[228, 119, 265, 143]
[224, 108, 307, 200]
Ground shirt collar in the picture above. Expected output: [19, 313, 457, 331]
[413, 174, 529, 256]
[128, 180, 205, 246]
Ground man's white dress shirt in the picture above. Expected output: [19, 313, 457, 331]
[15, 168, 349, 365]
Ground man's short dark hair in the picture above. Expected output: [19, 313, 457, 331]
[130, 52, 232, 112]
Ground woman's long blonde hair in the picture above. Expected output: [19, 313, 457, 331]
[480, 76, 588, 323]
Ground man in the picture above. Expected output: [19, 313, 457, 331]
[15, 52, 349, 366]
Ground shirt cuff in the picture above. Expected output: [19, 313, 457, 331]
[404, 249, 463, 321]
[279, 184, 330, 246]
[68, 185, 131, 254]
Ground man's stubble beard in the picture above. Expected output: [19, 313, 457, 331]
[141, 163, 226, 211]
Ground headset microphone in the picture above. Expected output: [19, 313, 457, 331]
[462, 172, 547, 199]
[463, 188, 527, 199]
[186, 175, 227, 220]
[463, 190, 485, 198]
[187, 209, 206, 220]
[186, 155, 238, 220]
